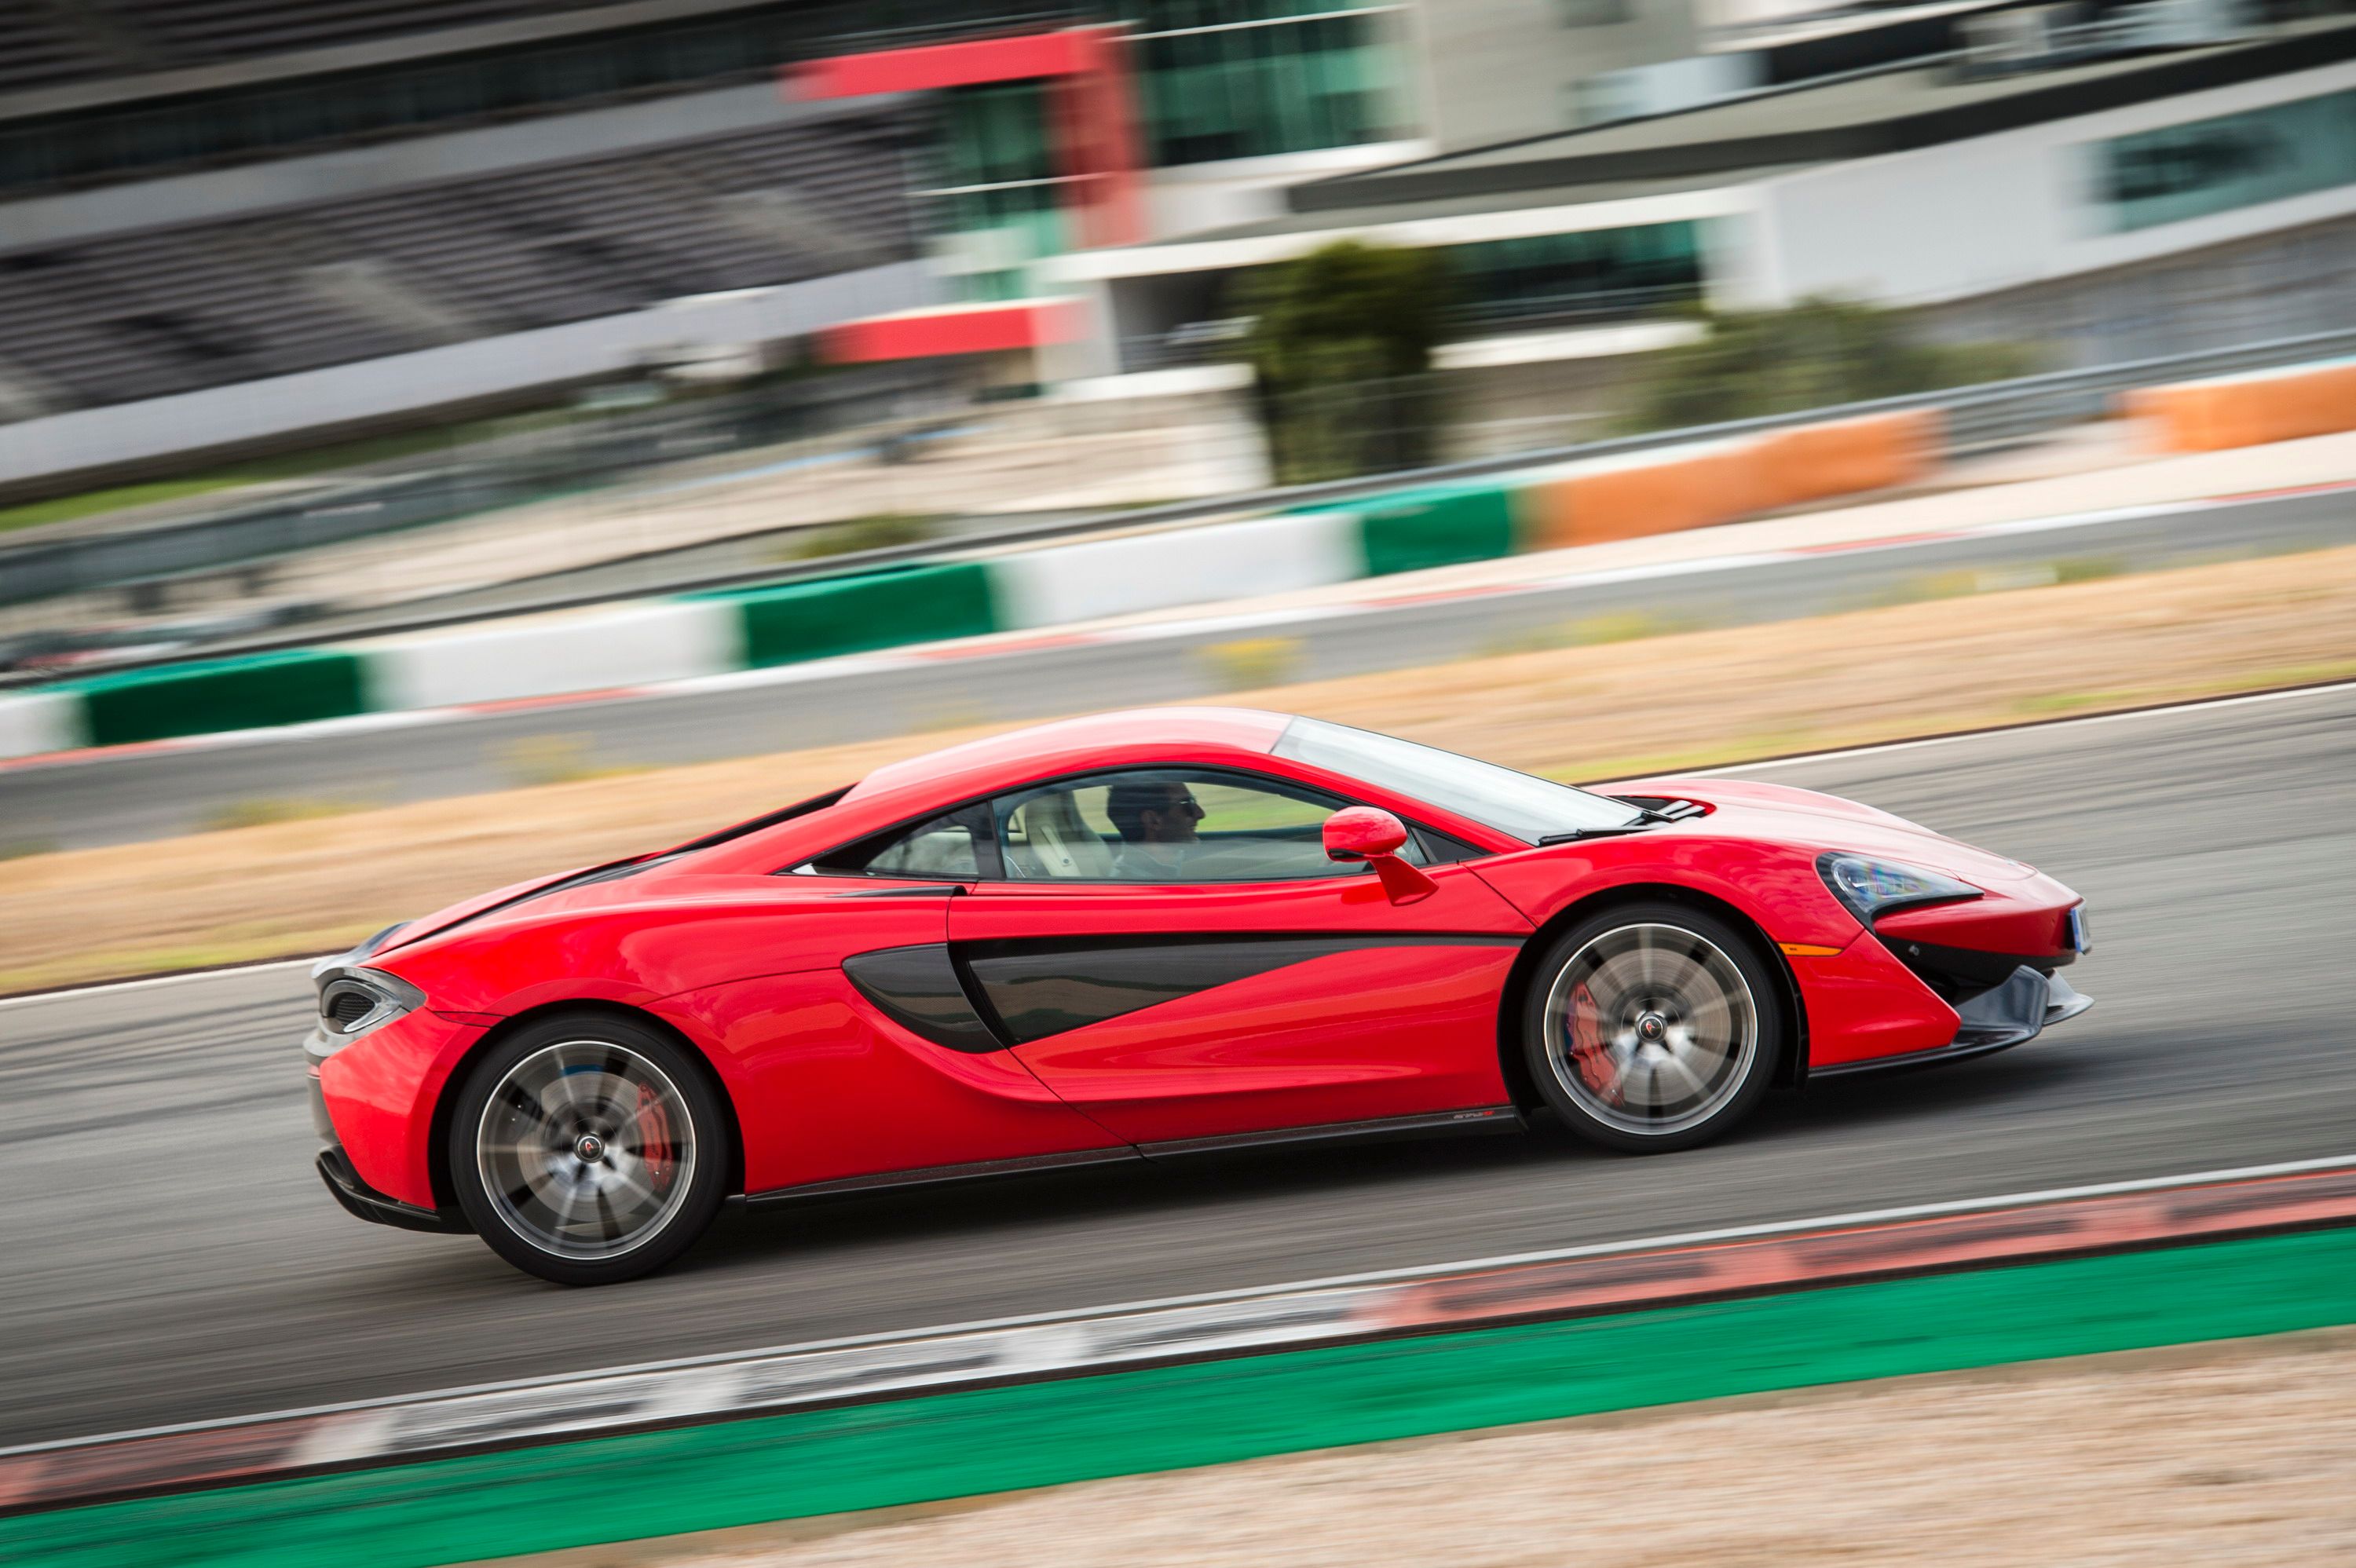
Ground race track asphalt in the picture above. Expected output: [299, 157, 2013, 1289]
[2, 684, 2351, 1450]
[6, 484, 2354, 850]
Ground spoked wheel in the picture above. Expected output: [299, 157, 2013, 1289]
[450, 1014, 728, 1285]
[1524, 903, 1784, 1153]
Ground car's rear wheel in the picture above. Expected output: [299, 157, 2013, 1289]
[449, 1014, 728, 1285]
[1523, 902, 1783, 1153]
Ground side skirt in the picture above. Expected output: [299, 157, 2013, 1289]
[1140, 1106, 1526, 1160]
[742, 1147, 1146, 1206]
[740, 1107, 1529, 1206]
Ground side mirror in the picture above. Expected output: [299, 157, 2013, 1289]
[1323, 806, 1437, 905]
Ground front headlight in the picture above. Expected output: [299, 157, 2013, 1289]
[312, 966, 426, 1054]
[1816, 852, 1982, 925]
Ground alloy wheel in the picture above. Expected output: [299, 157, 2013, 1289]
[474, 1040, 698, 1262]
[1541, 922, 1760, 1138]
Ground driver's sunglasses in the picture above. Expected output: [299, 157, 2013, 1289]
[1160, 794, 1205, 818]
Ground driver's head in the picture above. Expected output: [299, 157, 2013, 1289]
[1107, 780, 1203, 844]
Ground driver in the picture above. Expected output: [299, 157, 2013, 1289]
[1105, 779, 1203, 878]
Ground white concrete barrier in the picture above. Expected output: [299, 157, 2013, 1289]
[0, 690, 85, 760]
[990, 511, 1362, 630]
[360, 599, 742, 711]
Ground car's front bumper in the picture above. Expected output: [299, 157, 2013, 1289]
[1813, 963, 2092, 1078]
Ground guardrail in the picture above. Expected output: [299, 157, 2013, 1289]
[9, 323, 2356, 687]
[0, 362, 944, 612]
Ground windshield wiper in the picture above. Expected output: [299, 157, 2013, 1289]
[1536, 808, 1678, 846]
[1536, 824, 1654, 846]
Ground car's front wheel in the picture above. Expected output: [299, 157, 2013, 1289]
[449, 1013, 729, 1285]
[1523, 902, 1784, 1153]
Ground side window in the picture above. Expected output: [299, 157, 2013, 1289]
[994, 769, 1429, 883]
[811, 805, 992, 880]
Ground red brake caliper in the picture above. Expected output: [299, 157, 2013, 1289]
[1567, 981, 1617, 1099]
[635, 1084, 676, 1193]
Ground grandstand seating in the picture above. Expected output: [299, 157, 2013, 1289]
[0, 2, 631, 90]
[0, 105, 924, 411]
[0, 10, 119, 93]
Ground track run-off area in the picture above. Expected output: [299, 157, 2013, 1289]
[6, 481, 2354, 850]
[2, 682, 2352, 1460]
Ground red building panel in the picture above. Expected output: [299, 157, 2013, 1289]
[785, 30, 1097, 99]
[818, 299, 1085, 364]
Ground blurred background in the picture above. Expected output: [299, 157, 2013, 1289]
[2, 0, 2353, 679]
[6, 7, 2356, 1564]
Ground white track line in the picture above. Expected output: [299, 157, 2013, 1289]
[1692, 679, 2356, 776]
[11, 1150, 2354, 1458]
[0, 955, 321, 1011]
[9, 677, 2353, 1011]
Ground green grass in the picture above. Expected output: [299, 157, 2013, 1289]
[0, 410, 592, 538]
[0, 475, 262, 535]
[199, 798, 375, 832]
[1198, 635, 1304, 690]
[770, 513, 940, 563]
[491, 735, 648, 788]
[1478, 612, 1677, 659]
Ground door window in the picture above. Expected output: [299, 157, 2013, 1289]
[993, 769, 1425, 883]
[810, 805, 990, 879]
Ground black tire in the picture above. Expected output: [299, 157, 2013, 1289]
[448, 1012, 730, 1286]
[1522, 901, 1784, 1154]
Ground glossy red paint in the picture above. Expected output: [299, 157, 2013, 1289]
[1322, 805, 1409, 860]
[317, 1007, 488, 1209]
[316, 708, 2093, 1231]
[1320, 806, 1439, 904]
[653, 970, 1120, 1193]
[1875, 881, 2082, 956]
[1783, 930, 1962, 1069]
[1010, 945, 1521, 1142]
[952, 866, 1529, 1142]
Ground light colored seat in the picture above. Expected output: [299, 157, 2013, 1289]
[1015, 791, 1116, 879]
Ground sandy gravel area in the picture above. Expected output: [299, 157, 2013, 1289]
[5, 542, 2355, 992]
[498, 1329, 2356, 1568]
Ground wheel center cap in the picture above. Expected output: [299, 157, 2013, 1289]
[573, 1133, 606, 1164]
[1635, 1011, 1669, 1042]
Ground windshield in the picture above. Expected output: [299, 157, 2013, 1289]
[1273, 718, 1643, 844]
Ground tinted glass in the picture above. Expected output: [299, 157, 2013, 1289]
[1274, 718, 1641, 843]
[995, 768, 1421, 883]
[829, 810, 982, 879]
[2097, 87, 2356, 234]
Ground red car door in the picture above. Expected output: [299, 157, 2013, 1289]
[945, 767, 1533, 1147]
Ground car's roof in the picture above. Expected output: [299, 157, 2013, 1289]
[845, 707, 1294, 802]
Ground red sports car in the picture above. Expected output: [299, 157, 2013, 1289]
[306, 707, 2092, 1285]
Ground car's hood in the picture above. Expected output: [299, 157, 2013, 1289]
[1610, 776, 2043, 884]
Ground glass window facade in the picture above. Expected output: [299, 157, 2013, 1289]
[1129, 3, 1407, 166]
[1444, 222, 1706, 331]
[927, 80, 1072, 301]
[2095, 87, 2356, 234]
[924, 4, 1410, 299]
